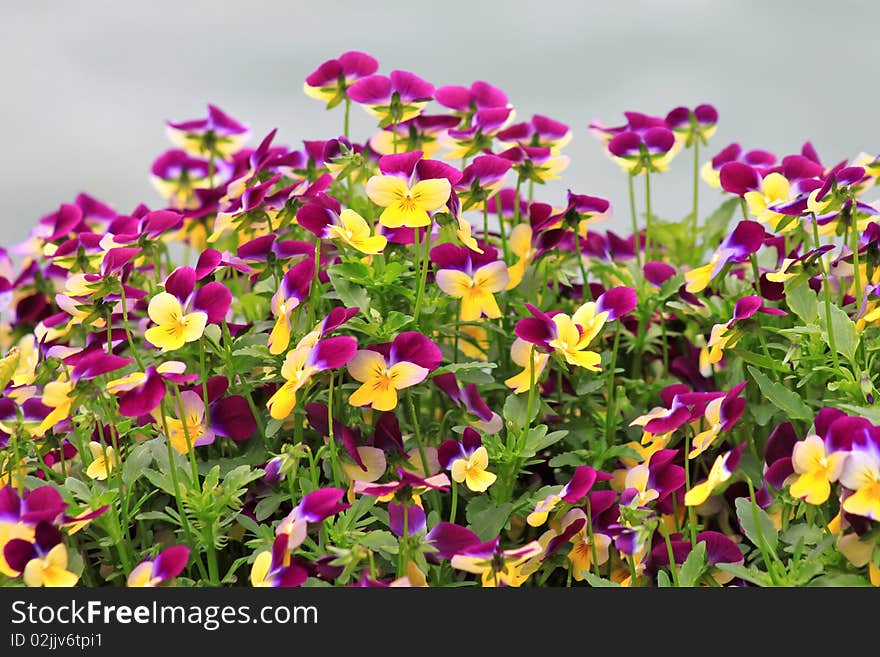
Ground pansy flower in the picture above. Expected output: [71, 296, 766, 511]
[430, 242, 508, 321]
[497, 144, 569, 183]
[665, 104, 718, 147]
[432, 373, 502, 434]
[590, 111, 677, 174]
[127, 545, 190, 587]
[276, 488, 349, 551]
[297, 195, 387, 256]
[504, 337, 550, 393]
[840, 432, 880, 520]
[455, 154, 513, 211]
[152, 391, 215, 455]
[685, 443, 746, 507]
[268, 257, 315, 355]
[84, 441, 118, 481]
[347, 331, 441, 412]
[106, 361, 198, 417]
[365, 151, 458, 228]
[166, 104, 250, 160]
[619, 449, 686, 508]
[449, 537, 543, 587]
[150, 150, 213, 209]
[701, 142, 777, 188]
[347, 70, 435, 126]
[788, 433, 849, 505]
[544, 501, 615, 580]
[648, 530, 744, 585]
[145, 266, 231, 352]
[444, 107, 515, 160]
[497, 114, 572, 153]
[688, 382, 747, 458]
[250, 534, 309, 588]
[435, 81, 509, 118]
[438, 428, 496, 493]
[267, 334, 358, 421]
[515, 286, 637, 371]
[370, 115, 461, 158]
[354, 469, 449, 537]
[684, 220, 766, 293]
[303, 50, 379, 108]
[32, 374, 74, 438]
[3, 522, 78, 587]
[700, 296, 787, 375]
[0, 485, 67, 576]
[527, 465, 610, 527]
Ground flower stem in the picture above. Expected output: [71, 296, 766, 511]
[413, 221, 433, 326]
[326, 372, 341, 487]
[644, 168, 653, 262]
[407, 392, 430, 478]
[449, 481, 458, 523]
[627, 173, 642, 271]
[604, 324, 621, 445]
[811, 213, 841, 374]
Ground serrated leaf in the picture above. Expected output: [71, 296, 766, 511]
[679, 541, 707, 587]
[466, 497, 513, 541]
[747, 366, 812, 421]
[735, 496, 778, 553]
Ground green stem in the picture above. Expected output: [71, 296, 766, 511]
[683, 432, 698, 548]
[811, 214, 841, 374]
[119, 284, 145, 370]
[604, 324, 621, 445]
[661, 524, 681, 587]
[851, 198, 862, 314]
[407, 393, 430, 478]
[449, 481, 458, 523]
[326, 372, 341, 487]
[413, 221, 433, 326]
[628, 173, 642, 269]
[644, 168, 653, 261]
[574, 227, 592, 301]
[691, 139, 700, 253]
[343, 98, 351, 140]
[158, 400, 208, 582]
[746, 477, 782, 586]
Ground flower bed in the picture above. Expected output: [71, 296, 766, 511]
[1, 50, 878, 588]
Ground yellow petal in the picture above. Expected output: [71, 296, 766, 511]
[379, 203, 430, 229]
[410, 178, 452, 212]
[387, 361, 429, 390]
[346, 350, 387, 383]
[466, 468, 497, 493]
[365, 175, 408, 208]
[148, 292, 183, 326]
[474, 261, 509, 294]
[435, 270, 473, 299]
[761, 172, 791, 202]
[509, 223, 533, 258]
[180, 312, 208, 343]
[250, 551, 273, 587]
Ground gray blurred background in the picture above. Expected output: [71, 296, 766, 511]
[2, 0, 879, 247]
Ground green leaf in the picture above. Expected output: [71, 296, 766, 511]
[502, 393, 537, 431]
[656, 570, 672, 587]
[63, 477, 92, 503]
[808, 573, 871, 587]
[785, 283, 818, 325]
[580, 572, 621, 587]
[735, 496, 778, 553]
[700, 197, 739, 248]
[837, 403, 880, 425]
[466, 497, 514, 541]
[678, 541, 707, 587]
[715, 563, 772, 587]
[326, 268, 370, 310]
[819, 303, 859, 361]
[747, 366, 813, 421]
[520, 425, 567, 459]
[122, 441, 154, 486]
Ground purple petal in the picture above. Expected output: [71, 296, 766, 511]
[22, 487, 66, 524]
[462, 384, 493, 423]
[732, 296, 763, 322]
[193, 282, 231, 324]
[164, 266, 196, 302]
[372, 412, 405, 455]
[389, 503, 426, 537]
[608, 131, 641, 157]
[298, 488, 349, 523]
[339, 50, 379, 78]
[643, 261, 676, 287]
[152, 545, 190, 581]
[416, 158, 463, 186]
[378, 151, 422, 178]
[720, 162, 760, 196]
[644, 127, 675, 154]
[434, 85, 471, 111]
[461, 427, 482, 452]
[697, 530, 743, 565]
[426, 522, 482, 559]
[195, 249, 222, 280]
[597, 286, 637, 320]
[438, 440, 463, 470]
[390, 70, 434, 102]
[347, 74, 391, 104]
[390, 332, 442, 371]
[310, 336, 358, 370]
[814, 408, 846, 440]
[694, 104, 718, 126]
[3, 539, 35, 574]
[210, 395, 256, 441]
[282, 257, 316, 304]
